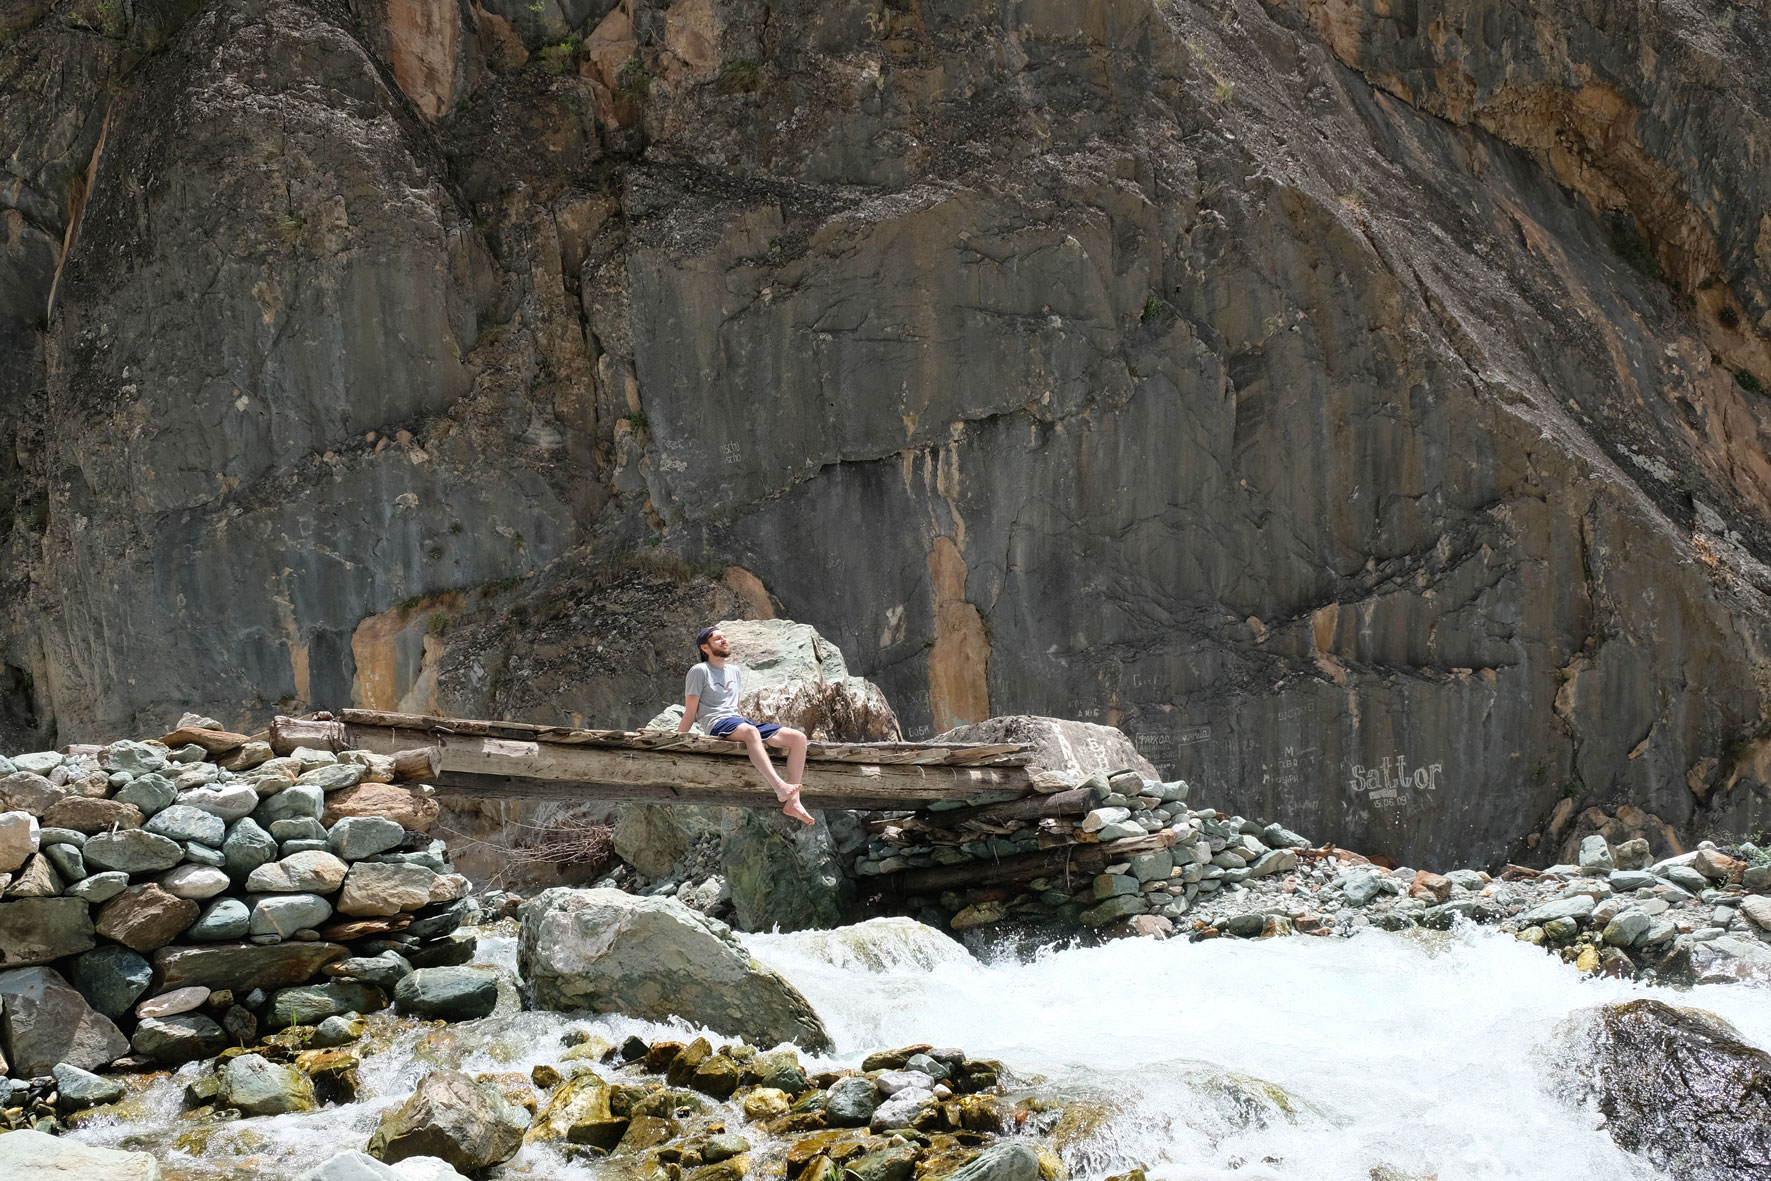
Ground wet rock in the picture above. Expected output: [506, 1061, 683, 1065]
[132, 1013, 228, 1065]
[248, 850, 350, 894]
[70, 945, 154, 1019]
[312, 1013, 367, 1048]
[368, 1069, 529, 1171]
[407, 937, 477, 969]
[394, 967, 499, 1021]
[935, 1142, 1040, 1181]
[1567, 999, 1770, 1180]
[154, 940, 349, 992]
[0, 810, 39, 873]
[295, 1152, 402, 1180]
[721, 808, 856, 934]
[521, 888, 831, 1051]
[0, 1128, 161, 1179]
[269, 981, 386, 1029]
[1655, 935, 1771, 986]
[824, 1076, 879, 1126]
[844, 1143, 918, 1181]
[871, 1084, 934, 1130]
[53, 1061, 126, 1113]
[96, 885, 200, 952]
[222, 1052, 317, 1116]
[329, 816, 407, 860]
[525, 1069, 613, 1144]
[338, 862, 438, 915]
[0, 966, 130, 1073]
[84, 829, 184, 875]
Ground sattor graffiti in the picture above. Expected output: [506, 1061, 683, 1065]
[1348, 756, 1443, 803]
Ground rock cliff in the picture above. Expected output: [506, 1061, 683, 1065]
[5, 0, 1771, 865]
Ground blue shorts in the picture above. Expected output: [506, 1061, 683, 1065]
[709, 717, 781, 740]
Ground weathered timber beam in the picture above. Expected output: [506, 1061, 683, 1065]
[431, 773, 961, 812]
[270, 716, 1030, 807]
[916, 785, 1102, 830]
[868, 830, 1178, 895]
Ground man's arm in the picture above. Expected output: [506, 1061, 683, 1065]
[677, 695, 699, 734]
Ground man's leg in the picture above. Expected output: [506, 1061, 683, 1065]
[765, 728, 814, 825]
[731, 724, 792, 796]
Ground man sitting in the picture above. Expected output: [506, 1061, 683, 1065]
[679, 626, 815, 825]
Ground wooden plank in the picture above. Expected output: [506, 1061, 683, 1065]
[272, 716, 1031, 807]
[913, 785, 1103, 830]
[869, 830, 1179, 894]
[430, 772, 977, 812]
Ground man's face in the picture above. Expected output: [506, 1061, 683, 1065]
[704, 630, 731, 658]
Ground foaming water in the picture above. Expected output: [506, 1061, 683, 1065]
[66, 921, 1771, 1181]
[748, 921, 1771, 1181]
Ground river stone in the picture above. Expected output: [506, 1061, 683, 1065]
[154, 940, 349, 992]
[222, 1052, 317, 1115]
[1611, 838, 1652, 871]
[1129, 849, 1173, 883]
[248, 850, 350, 894]
[179, 783, 260, 822]
[135, 986, 209, 1020]
[1608, 869, 1657, 891]
[0, 1128, 162, 1179]
[393, 967, 498, 1021]
[338, 862, 439, 916]
[1520, 895, 1596, 926]
[132, 1013, 228, 1065]
[0, 810, 38, 873]
[115, 773, 178, 816]
[43, 840, 85, 881]
[1080, 894, 1148, 925]
[329, 816, 407, 861]
[1341, 871, 1383, 906]
[97, 885, 200, 952]
[42, 791, 118, 835]
[368, 1069, 529, 1170]
[256, 784, 326, 827]
[408, 937, 477, 969]
[938, 1142, 1040, 1181]
[1661, 864, 1710, 893]
[330, 951, 414, 990]
[1578, 836, 1615, 873]
[156, 866, 228, 903]
[872, 1084, 935, 1131]
[0, 966, 130, 1073]
[186, 897, 252, 942]
[1092, 873, 1138, 900]
[223, 817, 279, 878]
[102, 742, 167, 777]
[523, 1068, 613, 1144]
[269, 981, 386, 1029]
[1567, 999, 1770, 1179]
[295, 1152, 408, 1180]
[1739, 895, 1771, 932]
[53, 1061, 127, 1113]
[1602, 908, 1654, 946]
[824, 1075, 880, 1126]
[405, 901, 468, 940]
[145, 804, 227, 846]
[519, 888, 832, 1051]
[69, 944, 154, 1019]
[68, 871, 130, 903]
[85, 829, 184, 874]
[250, 892, 334, 937]
[0, 771, 65, 815]
[1247, 849, 1299, 878]
[720, 808, 857, 933]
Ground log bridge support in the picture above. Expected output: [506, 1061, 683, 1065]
[269, 710, 1038, 812]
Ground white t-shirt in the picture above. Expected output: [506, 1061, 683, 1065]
[684, 662, 743, 727]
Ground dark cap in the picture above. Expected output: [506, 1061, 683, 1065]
[695, 626, 717, 661]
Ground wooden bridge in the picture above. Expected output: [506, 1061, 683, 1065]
[268, 710, 1040, 812]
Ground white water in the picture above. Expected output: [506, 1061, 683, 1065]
[67, 921, 1771, 1181]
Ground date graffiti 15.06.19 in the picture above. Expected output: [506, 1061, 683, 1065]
[1349, 756, 1443, 802]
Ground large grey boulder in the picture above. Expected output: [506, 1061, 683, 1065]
[0, 966, 130, 1074]
[518, 888, 831, 1050]
[367, 1070, 529, 1171]
[0, 1129, 161, 1179]
[69, 944, 154, 1019]
[934, 716, 1160, 782]
[720, 808, 856, 933]
[0, 897, 96, 966]
[222, 1053, 317, 1115]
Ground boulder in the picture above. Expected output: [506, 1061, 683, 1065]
[328, 816, 407, 860]
[0, 772, 65, 815]
[519, 888, 831, 1051]
[249, 892, 334, 937]
[5, 852, 62, 897]
[394, 967, 499, 1021]
[720, 808, 856, 933]
[188, 897, 253, 941]
[85, 829, 185, 874]
[613, 802, 720, 878]
[1578, 835, 1614, 873]
[247, 850, 351, 894]
[132, 1013, 229, 1065]
[0, 1129, 161, 1179]
[115, 773, 179, 816]
[222, 1052, 318, 1115]
[53, 1061, 127, 1113]
[102, 742, 167, 776]
[700, 618, 903, 742]
[153, 940, 349, 992]
[269, 981, 386, 1029]
[329, 951, 414, 990]
[67, 870, 130, 903]
[1565, 999, 1770, 1180]
[338, 862, 439, 916]
[933, 715, 1159, 781]
[0, 810, 39, 873]
[323, 783, 439, 831]
[96, 884, 200, 952]
[43, 796, 145, 835]
[144, 804, 227, 846]
[255, 784, 326, 827]
[223, 817, 280, 878]
[367, 1069, 529, 1171]
[524, 1069, 613, 1145]
[161, 865, 232, 899]
[0, 965, 128, 1074]
[70, 944, 154, 1019]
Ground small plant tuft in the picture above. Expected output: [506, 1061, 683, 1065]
[1213, 79, 1234, 104]
[628, 410, 649, 430]
[716, 59, 762, 94]
[1737, 370, 1765, 394]
[427, 611, 450, 636]
[616, 55, 652, 101]
[1718, 304, 1741, 330]
[1611, 224, 1663, 283]
[1561, 780, 1584, 800]
[1140, 297, 1162, 323]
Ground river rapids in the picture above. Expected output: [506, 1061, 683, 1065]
[63, 919, 1771, 1181]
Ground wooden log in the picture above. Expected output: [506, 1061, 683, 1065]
[390, 747, 442, 783]
[872, 830, 1178, 895]
[161, 726, 251, 754]
[917, 786, 1102, 830]
[271, 716, 1031, 809]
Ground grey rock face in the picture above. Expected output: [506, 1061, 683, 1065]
[0, 966, 131, 1074]
[519, 887, 831, 1050]
[720, 808, 856, 934]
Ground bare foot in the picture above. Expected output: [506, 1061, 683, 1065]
[781, 786, 815, 825]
